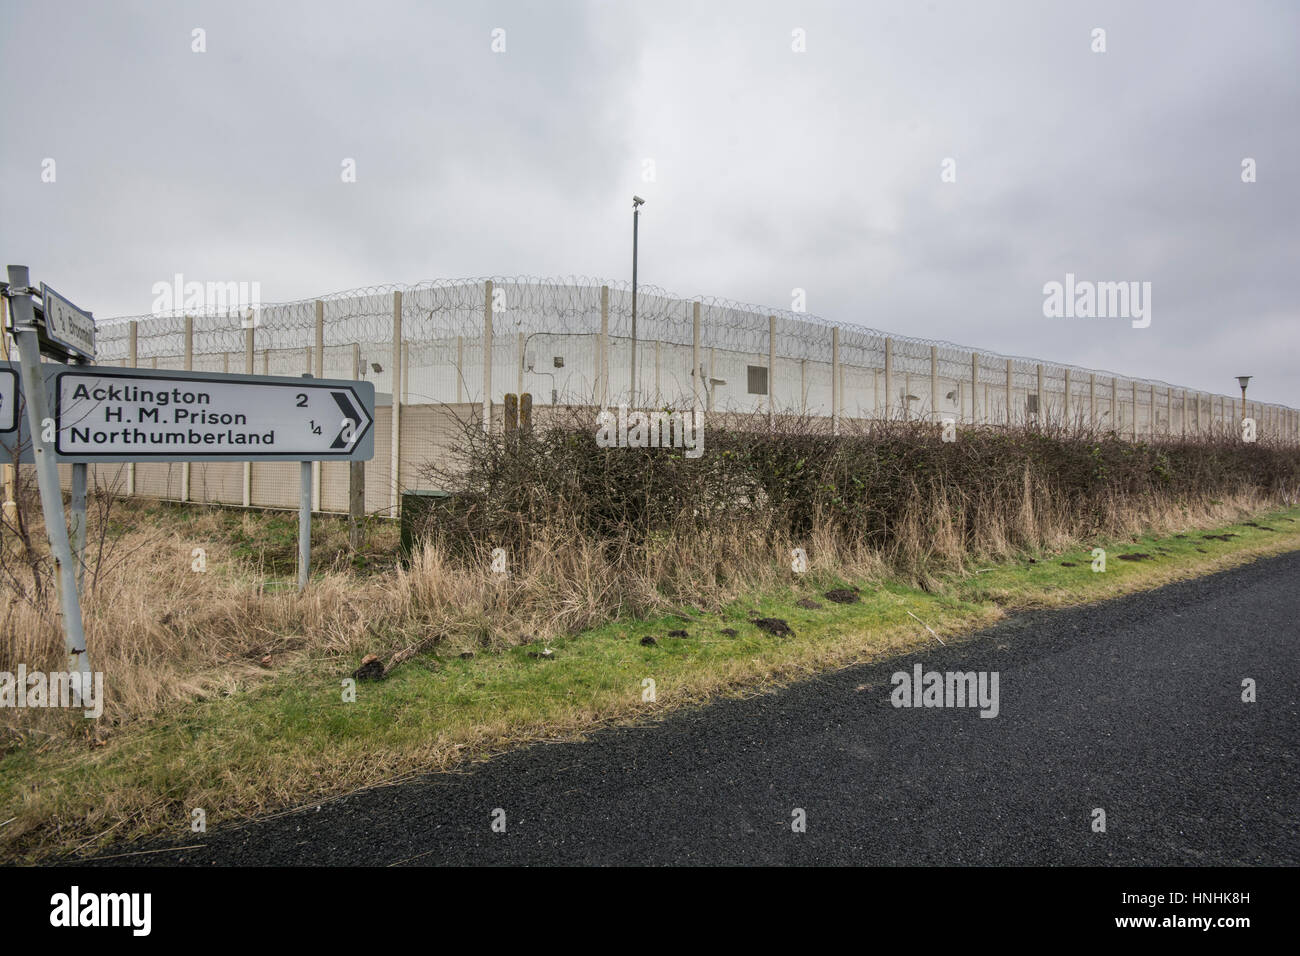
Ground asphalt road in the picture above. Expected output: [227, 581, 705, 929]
[94, 550, 1299, 866]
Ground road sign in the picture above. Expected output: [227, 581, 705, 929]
[53, 367, 375, 463]
[0, 362, 34, 463]
[40, 284, 96, 361]
[0, 366, 16, 432]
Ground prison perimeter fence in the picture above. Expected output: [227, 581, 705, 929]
[31, 276, 1298, 516]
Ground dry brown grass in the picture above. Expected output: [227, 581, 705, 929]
[3, 454, 1292, 754]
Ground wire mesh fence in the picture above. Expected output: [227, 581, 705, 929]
[78, 275, 1298, 514]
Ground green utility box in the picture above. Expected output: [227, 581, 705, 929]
[400, 489, 452, 561]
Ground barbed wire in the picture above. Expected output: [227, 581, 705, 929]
[95, 275, 1294, 410]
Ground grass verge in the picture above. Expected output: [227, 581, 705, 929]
[3, 504, 1299, 862]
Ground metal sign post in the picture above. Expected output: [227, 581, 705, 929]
[70, 462, 87, 592]
[3, 265, 91, 689]
[299, 374, 312, 591]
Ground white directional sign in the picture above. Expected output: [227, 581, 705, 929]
[0, 367, 16, 433]
[40, 284, 96, 361]
[53, 368, 375, 463]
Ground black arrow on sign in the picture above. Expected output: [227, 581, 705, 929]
[330, 390, 361, 449]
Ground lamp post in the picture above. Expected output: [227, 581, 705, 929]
[631, 195, 645, 405]
[1237, 375, 1251, 426]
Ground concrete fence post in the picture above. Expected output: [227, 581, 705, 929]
[1064, 368, 1072, 430]
[1035, 364, 1044, 428]
[1089, 373, 1096, 430]
[1005, 359, 1013, 426]
[832, 326, 841, 434]
[930, 345, 939, 422]
[349, 340, 364, 549]
[128, 321, 138, 497]
[1111, 377, 1118, 434]
[884, 337, 893, 420]
[1129, 381, 1137, 440]
[182, 315, 193, 503]
[599, 285, 609, 408]
[390, 290, 402, 517]
[482, 280, 493, 434]
[516, 331, 525, 398]
[1151, 384, 1157, 440]
[768, 314, 776, 426]
[692, 301, 702, 415]
[243, 324, 254, 507]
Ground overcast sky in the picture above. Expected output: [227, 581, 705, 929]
[2, 0, 1296, 403]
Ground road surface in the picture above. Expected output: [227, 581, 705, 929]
[89, 550, 1300, 866]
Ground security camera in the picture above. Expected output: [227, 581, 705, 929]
[632, 195, 645, 206]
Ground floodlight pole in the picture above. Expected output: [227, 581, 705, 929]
[5, 265, 91, 687]
[630, 196, 644, 405]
